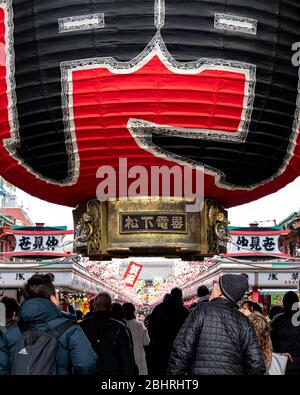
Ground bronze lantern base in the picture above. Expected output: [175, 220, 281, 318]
[73, 198, 228, 260]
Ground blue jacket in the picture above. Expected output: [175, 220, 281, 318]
[0, 298, 97, 375]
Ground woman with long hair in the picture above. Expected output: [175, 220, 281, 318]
[248, 313, 272, 371]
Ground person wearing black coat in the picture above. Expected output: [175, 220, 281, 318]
[189, 285, 210, 311]
[80, 293, 136, 375]
[148, 288, 189, 375]
[168, 274, 266, 375]
[270, 291, 300, 375]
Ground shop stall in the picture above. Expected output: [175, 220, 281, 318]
[182, 255, 300, 312]
[0, 256, 117, 303]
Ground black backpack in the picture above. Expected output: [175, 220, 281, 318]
[11, 320, 75, 375]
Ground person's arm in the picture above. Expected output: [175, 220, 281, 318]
[242, 321, 266, 375]
[67, 325, 97, 375]
[168, 310, 201, 375]
[0, 335, 11, 375]
[115, 326, 136, 375]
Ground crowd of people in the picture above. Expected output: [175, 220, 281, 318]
[0, 272, 299, 375]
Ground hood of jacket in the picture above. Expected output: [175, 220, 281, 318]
[19, 298, 61, 323]
[197, 295, 210, 303]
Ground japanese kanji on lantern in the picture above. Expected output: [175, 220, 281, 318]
[0, 0, 299, 258]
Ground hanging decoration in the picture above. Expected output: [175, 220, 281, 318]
[122, 261, 143, 288]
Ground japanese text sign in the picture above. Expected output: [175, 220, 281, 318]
[227, 230, 289, 255]
[122, 261, 143, 287]
[3, 229, 73, 257]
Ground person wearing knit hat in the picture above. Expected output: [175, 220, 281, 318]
[168, 274, 266, 375]
[218, 274, 249, 304]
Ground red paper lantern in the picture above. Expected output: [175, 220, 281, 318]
[0, 1, 299, 208]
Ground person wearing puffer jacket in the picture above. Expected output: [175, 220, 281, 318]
[168, 274, 266, 375]
[0, 274, 97, 375]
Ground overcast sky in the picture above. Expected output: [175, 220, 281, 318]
[16, 176, 300, 229]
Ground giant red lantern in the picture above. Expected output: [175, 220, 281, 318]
[0, 0, 299, 208]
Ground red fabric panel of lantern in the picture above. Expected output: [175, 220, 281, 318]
[0, 5, 300, 208]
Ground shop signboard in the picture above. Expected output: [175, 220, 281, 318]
[258, 272, 300, 287]
[0, 271, 105, 294]
[71, 274, 104, 294]
[0, 271, 73, 288]
[227, 229, 289, 255]
[2, 229, 74, 257]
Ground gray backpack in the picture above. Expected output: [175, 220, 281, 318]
[11, 320, 75, 375]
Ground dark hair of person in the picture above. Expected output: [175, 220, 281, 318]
[0, 297, 19, 320]
[123, 302, 135, 320]
[111, 302, 125, 321]
[197, 285, 209, 298]
[269, 305, 284, 320]
[94, 292, 112, 311]
[163, 293, 171, 302]
[170, 287, 183, 299]
[283, 291, 299, 312]
[23, 273, 56, 300]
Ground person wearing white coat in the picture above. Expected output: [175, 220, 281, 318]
[123, 303, 150, 375]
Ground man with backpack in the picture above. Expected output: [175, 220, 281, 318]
[0, 274, 97, 375]
[80, 292, 136, 375]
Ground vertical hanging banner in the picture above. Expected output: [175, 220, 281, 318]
[122, 261, 143, 288]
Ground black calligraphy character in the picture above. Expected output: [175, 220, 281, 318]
[15, 273, 25, 281]
[249, 237, 262, 251]
[33, 236, 44, 250]
[46, 236, 59, 251]
[292, 273, 299, 281]
[19, 236, 31, 251]
[268, 273, 278, 281]
[236, 236, 249, 251]
[262, 237, 275, 251]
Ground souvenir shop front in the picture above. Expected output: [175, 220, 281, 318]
[183, 255, 300, 313]
[0, 257, 118, 316]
